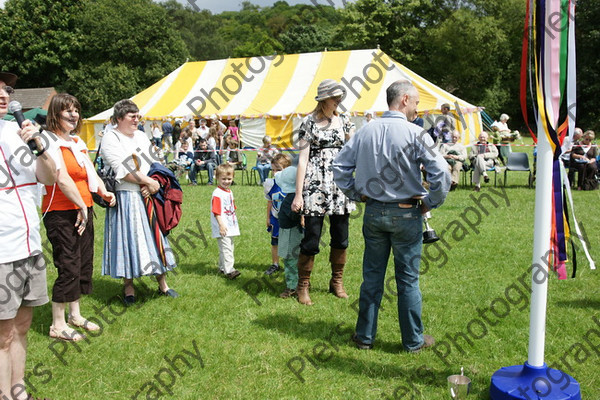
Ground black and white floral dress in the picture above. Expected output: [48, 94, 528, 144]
[299, 114, 355, 216]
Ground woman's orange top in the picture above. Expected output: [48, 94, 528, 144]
[42, 137, 93, 211]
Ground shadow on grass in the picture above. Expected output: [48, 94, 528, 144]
[176, 261, 214, 276]
[30, 274, 179, 336]
[319, 353, 452, 388]
[556, 299, 600, 309]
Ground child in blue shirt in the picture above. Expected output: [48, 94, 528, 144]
[263, 153, 292, 275]
[275, 163, 303, 298]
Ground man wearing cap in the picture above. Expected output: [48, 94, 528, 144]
[0, 71, 57, 400]
[333, 80, 450, 352]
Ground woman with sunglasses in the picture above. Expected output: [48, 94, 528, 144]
[100, 99, 178, 306]
[291, 79, 356, 305]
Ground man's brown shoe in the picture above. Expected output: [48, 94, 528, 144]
[408, 335, 435, 353]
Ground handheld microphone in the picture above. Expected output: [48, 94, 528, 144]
[8, 100, 38, 153]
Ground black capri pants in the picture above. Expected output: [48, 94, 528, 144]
[43, 207, 94, 303]
[300, 213, 349, 256]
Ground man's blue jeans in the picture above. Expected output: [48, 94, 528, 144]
[256, 162, 271, 184]
[355, 200, 425, 351]
[189, 162, 216, 184]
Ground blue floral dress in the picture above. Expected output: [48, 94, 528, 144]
[298, 114, 355, 216]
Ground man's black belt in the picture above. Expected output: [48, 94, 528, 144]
[367, 198, 420, 206]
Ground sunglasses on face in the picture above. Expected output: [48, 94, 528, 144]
[0, 85, 14, 97]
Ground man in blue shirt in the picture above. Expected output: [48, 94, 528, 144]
[333, 80, 450, 352]
[162, 119, 173, 153]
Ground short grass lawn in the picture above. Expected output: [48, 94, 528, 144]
[27, 143, 600, 399]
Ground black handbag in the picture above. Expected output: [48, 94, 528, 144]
[92, 139, 117, 208]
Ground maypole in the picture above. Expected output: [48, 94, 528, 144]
[489, 0, 581, 398]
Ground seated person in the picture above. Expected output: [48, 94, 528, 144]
[570, 130, 598, 190]
[561, 127, 583, 166]
[189, 138, 218, 185]
[167, 142, 193, 176]
[469, 132, 498, 192]
[439, 130, 467, 191]
[256, 136, 278, 184]
[176, 142, 194, 167]
[226, 138, 243, 170]
[491, 113, 521, 164]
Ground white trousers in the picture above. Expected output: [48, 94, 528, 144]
[217, 236, 235, 273]
[472, 155, 495, 185]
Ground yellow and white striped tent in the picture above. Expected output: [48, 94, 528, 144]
[82, 49, 482, 149]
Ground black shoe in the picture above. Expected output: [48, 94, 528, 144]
[264, 264, 281, 275]
[408, 335, 435, 353]
[158, 288, 179, 298]
[484, 175, 490, 183]
[123, 295, 136, 307]
[351, 333, 373, 350]
[226, 270, 241, 280]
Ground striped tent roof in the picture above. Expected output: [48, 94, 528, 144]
[86, 48, 481, 121]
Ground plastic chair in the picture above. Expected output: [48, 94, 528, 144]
[503, 152, 532, 188]
[195, 165, 209, 184]
[240, 153, 257, 185]
[243, 146, 261, 185]
[460, 161, 471, 187]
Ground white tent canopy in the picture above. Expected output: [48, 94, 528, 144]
[82, 49, 482, 149]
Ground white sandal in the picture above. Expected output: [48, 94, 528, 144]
[49, 325, 86, 341]
[68, 315, 101, 332]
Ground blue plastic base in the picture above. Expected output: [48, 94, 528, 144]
[490, 362, 581, 400]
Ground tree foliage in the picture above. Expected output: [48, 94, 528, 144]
[0, 0, 85, 87]
[0, 0, 188, 117]
[576, 0, 600, 131]
[0, 0, 594, 128]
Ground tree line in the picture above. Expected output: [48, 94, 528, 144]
[0, 0, 596, 131]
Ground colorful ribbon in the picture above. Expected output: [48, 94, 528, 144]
[521, 0, 588, 279]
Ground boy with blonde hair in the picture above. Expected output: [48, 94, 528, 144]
[211, 164, 241, 279]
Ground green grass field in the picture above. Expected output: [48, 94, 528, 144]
[27, 145, 600, 400]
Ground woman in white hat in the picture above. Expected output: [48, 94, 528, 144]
[291, 79, 356, 305]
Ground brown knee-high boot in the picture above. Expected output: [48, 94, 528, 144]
[329, 248, 348, 298]
[297, 253, 315, 305]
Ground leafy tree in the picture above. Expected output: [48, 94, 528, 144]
[0, 0, 188, 117]
[335, 0, 454, 63]
[160, 0, 228, 61]
[65, 0, 189, 116]
[0, 0, 85, 88]
[576, 0, 600, 131]
[424, 8, 514, 117]
[335, 0, 526, 127]
[279, 25, 333, 54]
